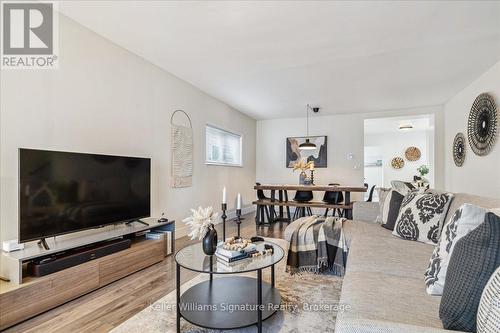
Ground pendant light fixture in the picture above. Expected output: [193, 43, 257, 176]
[299, 104, 318, 150]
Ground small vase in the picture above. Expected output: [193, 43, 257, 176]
[299, 171, 307, 185]
[202, 224, 218, 255]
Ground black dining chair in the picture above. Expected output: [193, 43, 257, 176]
[366, 185, 376, 202]
[323, 183, 344, 217]
[255, 182, 276, 225]
[292, 190, 314, 220]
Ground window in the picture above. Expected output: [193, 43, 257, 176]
[205, 125, 242, 166]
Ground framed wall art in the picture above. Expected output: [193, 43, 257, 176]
[286, 136, 327, 168]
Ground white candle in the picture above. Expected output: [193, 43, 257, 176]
[222, 187, 227, 204]
[236, 193, 242, 210]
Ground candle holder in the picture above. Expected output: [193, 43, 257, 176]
[221, 203, 227, 241]
[310, 169, 315, 185]
[235, 209, 242, 238]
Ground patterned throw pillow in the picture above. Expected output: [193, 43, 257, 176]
[477, 266, 500, 333]
[424, 204, 487, 295]
[439, 212, 500, 332]
[392, 192, 454, 244]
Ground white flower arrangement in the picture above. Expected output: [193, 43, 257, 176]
[182, 206, 219, 240]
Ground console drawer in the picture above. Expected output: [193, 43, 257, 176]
[99, 239, 164, 286]
[0, 261, 99, 330]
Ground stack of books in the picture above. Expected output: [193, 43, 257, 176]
[215, 243, 257, 266]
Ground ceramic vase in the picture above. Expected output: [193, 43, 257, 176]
[202, 224, 218, 255]
[299, 171, 307, 185]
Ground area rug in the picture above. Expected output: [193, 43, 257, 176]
[112, 238, 345, 333]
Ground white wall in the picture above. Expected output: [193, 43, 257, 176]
[444, 60, 500, 198]
[257, 114, 365, 202]
[256, 105, 444, 202]
[364, 146, 383, 200]
[364, 129, 434, 188]
[0, 14, 256, 242]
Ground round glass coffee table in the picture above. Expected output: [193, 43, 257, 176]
[175, 240, 285, 333]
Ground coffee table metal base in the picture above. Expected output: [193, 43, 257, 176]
[178, 276, 280, 331]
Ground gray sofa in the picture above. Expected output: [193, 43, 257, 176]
[334, 193, 500, 333]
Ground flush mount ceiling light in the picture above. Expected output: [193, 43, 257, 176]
[299, 104, 319, 150]
[399, 124, 414, 130]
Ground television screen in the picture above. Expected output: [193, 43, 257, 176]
[19, 149, 151, 243]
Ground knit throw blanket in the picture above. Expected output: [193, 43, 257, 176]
[284, 215, 348, 276]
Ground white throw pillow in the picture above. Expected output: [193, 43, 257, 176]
[392, 192, 454, 245]
[390, 180, 414, 195]
[376, 187, 391, 224]
[381, 190, 394, 224]
[424, 203, 487, 295]
[477, 265, 500, 333]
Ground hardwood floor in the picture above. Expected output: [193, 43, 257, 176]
[3, 213, 288, 333]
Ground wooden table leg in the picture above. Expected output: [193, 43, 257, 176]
[270, 190, 276, 222]
[278, 190, 284, 219]
[284, 190, 291, 221]
[344, 191, 352, 219]
[255, 205, 261, 225]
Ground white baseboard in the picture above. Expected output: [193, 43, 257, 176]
[217, 205, 256, 222]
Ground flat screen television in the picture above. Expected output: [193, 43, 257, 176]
[19, 148, 151, 243]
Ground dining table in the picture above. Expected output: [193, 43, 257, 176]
[253, 184, 367, 222]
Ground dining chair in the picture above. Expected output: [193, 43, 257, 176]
[366, 185, 376, 202]
[255, 182, 276, 225]
[322, 183, 344, 217]
[292, 190, 313, 220]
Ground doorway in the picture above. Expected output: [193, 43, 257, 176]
[364, 114, 435, 199]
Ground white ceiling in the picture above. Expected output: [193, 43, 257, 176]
[59, 1, 500, 120]
[364, 114, 433, 135]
